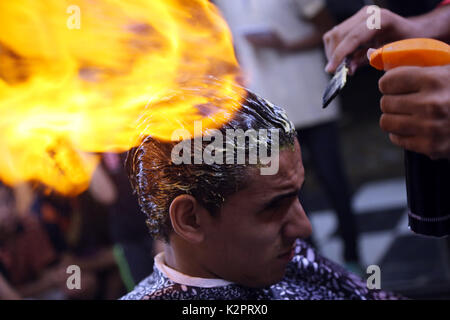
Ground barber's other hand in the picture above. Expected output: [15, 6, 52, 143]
[378, 65, 450, 160]
[323, 6, 418, 74]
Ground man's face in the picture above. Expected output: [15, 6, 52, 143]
[200, 139, 312, 287]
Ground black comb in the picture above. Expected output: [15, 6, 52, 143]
[322, 58, 350, 109]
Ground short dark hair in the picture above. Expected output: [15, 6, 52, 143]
[126, 91, 296, 241]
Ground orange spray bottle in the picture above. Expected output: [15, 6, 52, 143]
[370, 38, 450, 237]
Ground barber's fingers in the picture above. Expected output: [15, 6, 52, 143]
[324, 12, 372, 72]
[382, 114, 449, 158]
[379, 114, 419, 136]
[348, 49, 369, 75]
[380, 93, 429, 116]
[388, 134, 449, 160]
[323, 9, 366, 60]
[388, 134, 422, 153]
[379, 66, 424, 95]
[323, 9, 360, 60]
[367, 48, 376, 60]
[326, 26, 378, 73]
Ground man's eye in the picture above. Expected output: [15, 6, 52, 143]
[266, 196, 296, 212]
[266, 201, 279, 210]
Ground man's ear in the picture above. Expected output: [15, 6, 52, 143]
[169, 195, 205, 243]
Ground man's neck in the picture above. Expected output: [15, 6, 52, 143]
[163, 241, 219, 280]
[156, 248, 233, 288]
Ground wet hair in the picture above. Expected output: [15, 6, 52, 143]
[126, 91, 296, 241]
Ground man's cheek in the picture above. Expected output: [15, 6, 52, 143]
[245, 231, 279, 257]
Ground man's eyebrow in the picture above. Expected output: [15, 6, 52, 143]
[261, 189, 300, 211]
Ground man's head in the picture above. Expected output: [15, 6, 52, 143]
[126, 91, 312, 287]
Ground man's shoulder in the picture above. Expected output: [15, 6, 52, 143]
[120, 268, 257, 300]
[120, 269, 175, 300]
[121, 240, 404, 300]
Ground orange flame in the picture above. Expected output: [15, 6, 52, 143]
[0, 0, 243, 195]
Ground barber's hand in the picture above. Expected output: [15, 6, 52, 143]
[378, 65, 450, 160]
[323, 6, 418, 74]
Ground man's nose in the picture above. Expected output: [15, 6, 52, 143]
[282, 199, 312, 240]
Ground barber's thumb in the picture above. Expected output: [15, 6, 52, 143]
[367, 48, 376, 61]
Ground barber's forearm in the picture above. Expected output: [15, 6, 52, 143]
[409, 5, 450, 42]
